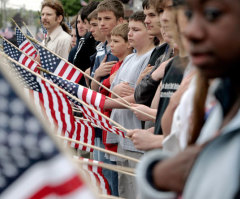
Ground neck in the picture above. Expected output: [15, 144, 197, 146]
[118, 51, 132, 62]
[47, 25, 59, 35]
[157, 34, 164, 45]
[136, 42, 154, 56]
[106, 35, 111, 44]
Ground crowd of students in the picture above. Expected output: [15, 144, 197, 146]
[40, 0, 240, 198]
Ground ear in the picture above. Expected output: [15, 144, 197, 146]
[57, 15, 63, 24]
[117, 17, 124, 25]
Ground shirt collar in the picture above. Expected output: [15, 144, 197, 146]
[47, 26, 63, 42]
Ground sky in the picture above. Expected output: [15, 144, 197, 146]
[7, 0, 42, 11]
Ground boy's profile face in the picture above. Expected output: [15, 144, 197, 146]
[77, 15, 88, 37]
[128, 20, 150, 50]
[110, 35, 129, 58]
[90, 18, 105, 42]
[98, 11, 119, 37]
[144, 6, 161, 37]
[185, 0, 240, 78]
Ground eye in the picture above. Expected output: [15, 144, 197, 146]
[184, 9, 193, 20]
[157, 8, 164, 14]
[204, 7, 222, 21]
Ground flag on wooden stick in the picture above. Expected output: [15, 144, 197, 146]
[49, 74, 126, 137]
[3, 40, 95, 152]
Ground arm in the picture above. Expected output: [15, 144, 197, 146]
[131, 104, 157, 122]
[111, 82, 134, 99]
[104, 94, 135, 110]
[91, 55, 117, 91]
[126, 128, 163, 150]
[84, 67, 91, 87]
[134, 60, 170, 106]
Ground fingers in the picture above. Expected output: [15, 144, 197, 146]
[101, 55, 107, 64]
[126, 129, 135, 138]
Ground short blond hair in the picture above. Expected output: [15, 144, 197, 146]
[111, 23, 129, 42]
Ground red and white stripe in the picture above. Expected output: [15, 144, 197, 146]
[79, 105, 126, 138]
[19, 39, 37, 59]
[19, 53, 39, 72]
[70, 119, 95, 152]
[24, 78, 95, 151]
[1, 155, 96, 199]
[77, 85, 106, 109]
[75, 157, 111, 195]
[53, 60, 82, 83]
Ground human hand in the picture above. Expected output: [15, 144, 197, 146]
[136, 64, 153, 85]
[151, 59, 170, 81]
[127, 129, 162, 150]
[131, 103, 156, 121]
[112, 82, 134, 98]
[95, 55, 117, 78]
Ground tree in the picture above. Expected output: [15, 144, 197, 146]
[60, 0, 84, 17]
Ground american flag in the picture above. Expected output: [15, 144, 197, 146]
[25, 28, 40, 51]
[79, 105, 126, 138]
[0, 68, 96, 198]
[3, 40, 39, 73]
[3, 40, 95, 152]
[50, 74, 106, 109]
[16, 27, 37, 59]
[50, 74, 126, 138]
[74, 157, 111, 195]
[38, 44, 83, 83]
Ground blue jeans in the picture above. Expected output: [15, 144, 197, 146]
[93, 137, 119, 196]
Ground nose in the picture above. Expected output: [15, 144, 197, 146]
[184, 15, 205, 44]
[110, 41, 114, 48]
[128, 29, 133, 37]
[161, 10, 168, 23]
[144, 16, 150, 25]
[90, 26, 94, 33]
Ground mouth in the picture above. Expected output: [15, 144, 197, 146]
[190, 51, 213, 67]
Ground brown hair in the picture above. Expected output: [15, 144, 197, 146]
[97, 0, 124, 20]
[188, 73, 209, 145]
[111, 23, 129, 42]
[88, 9, 98, 21]
[129, 11, 146, 24]
[41, 0, 70, 33]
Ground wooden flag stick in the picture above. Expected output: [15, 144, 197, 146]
[74, 159, 135, 177]
[37, 66, 156, 120]
[24, 31, 132, 106]
[56, 135, 139, 163]
[72, 109, 83, 113]
[22, 21, 34, 37]
[0, 51, 129, 134]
